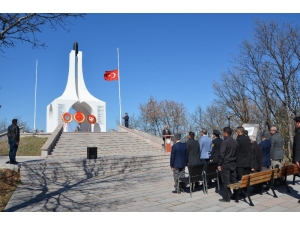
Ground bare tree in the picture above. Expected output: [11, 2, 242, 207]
[0, 13, 85, 52]
[213, 19, 300, 158]
[139, 96, 163, 136]
[0, 116, 30, 133]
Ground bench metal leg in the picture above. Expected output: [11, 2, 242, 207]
[268, 181, 278, 198]
[284, 180, 291, 193]
[240, 189, 254, 206]
[235, 189, 239, 203]
[293, 175, 296, 185]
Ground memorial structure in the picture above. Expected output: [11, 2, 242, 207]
[46, 42, 106, 132]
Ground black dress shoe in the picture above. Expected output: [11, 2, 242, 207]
[6, 161, 11, 164]
[10, 161, 19, 164]
[172, 190, 181, 194]
[230, 195, 237, 200]
[219, 198, 230, 202]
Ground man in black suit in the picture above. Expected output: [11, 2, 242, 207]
[293, 116, 300, 203]
[170, 133, 187, 194]
[210, 129, 223, 162]
[218, 127, 238, 202]
[186, 131, 201, 189]
[162, 124, 172, 144]
[235, 126, 251, 181]
[250, 135, 263, 193]
[186, 131, 201, 165]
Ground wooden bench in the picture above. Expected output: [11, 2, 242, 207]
[275, 163, 299, 193]
[178, 162, 206, 198]
[227, 168, 278, 206]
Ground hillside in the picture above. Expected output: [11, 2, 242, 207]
[0, 136, 48, 156]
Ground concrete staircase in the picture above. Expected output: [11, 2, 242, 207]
[49, 131, 165, 158]
[19, 131, 170, 188]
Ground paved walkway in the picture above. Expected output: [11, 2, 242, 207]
[0, 156, 46, 170]
[2, 158, 300, 212]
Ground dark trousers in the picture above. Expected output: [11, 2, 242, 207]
[200, 158, 210, 173]
[125, 121, 129, 128]
[236, 167, 250, 181]
[173, 168, 185, 191]
[8, 140, 18, 162]
[221, 165, 237, 200]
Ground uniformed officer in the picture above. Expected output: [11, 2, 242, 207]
[210, 129, 223, 162]
[218, 127, 238, 202]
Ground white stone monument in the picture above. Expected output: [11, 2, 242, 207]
[243, 123, 259, 140]
[46, 43, 106, 132]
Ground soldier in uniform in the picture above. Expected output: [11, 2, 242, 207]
[123, 113, 129, 128]
[218, 127, 238, 202]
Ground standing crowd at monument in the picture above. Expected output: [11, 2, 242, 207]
[169, 116, 300, 202]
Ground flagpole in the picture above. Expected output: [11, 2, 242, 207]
[117, 48, 122, 125]
[34, 59, 38, 134]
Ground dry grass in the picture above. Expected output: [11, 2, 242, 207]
[0, 136, 48, 156]
[0, 169, 20, 212]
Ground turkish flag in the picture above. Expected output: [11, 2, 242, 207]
[104, 70, 118, 81]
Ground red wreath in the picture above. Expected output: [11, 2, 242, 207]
[62, 112, 73, 123]
[87, 114, 97, 124]
[74, 111, 85, 123]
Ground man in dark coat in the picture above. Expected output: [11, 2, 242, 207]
[170, 133, 187, 194]
[250, 135, 263, 193]
[259, 132, 271, 169]
[6, 119, 20, 164]
[186, 131, 201, 189]
[210, 129, 223, 162]
[218, 127, 238, 202]
[293, 117, 300, 167]
[186, 131, 201, 165]
[250, 136, 262, 172]
[293, 116, 300, 203]
[235, 126, 251, 181]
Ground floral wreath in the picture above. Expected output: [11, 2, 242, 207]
[87, 114, 97, 124]
[62, 112, 73, 123]
[74, 111, 85, 123]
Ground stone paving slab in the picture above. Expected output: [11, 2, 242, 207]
[4, 170, 300, 212]
[3, 155, 300, 212]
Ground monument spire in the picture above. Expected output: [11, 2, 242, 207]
[73, 42, 78, 56]
[46, 43, 106, 132]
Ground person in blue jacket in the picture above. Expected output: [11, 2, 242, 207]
[170, 133, 187, 194]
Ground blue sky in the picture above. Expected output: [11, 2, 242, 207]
[1, 12, 300, 132]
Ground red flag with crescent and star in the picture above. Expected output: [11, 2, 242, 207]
[104, 70, 118, 81]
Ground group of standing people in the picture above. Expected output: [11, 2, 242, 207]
[169, 127, 225, 193]
[169, 121, 300, 202]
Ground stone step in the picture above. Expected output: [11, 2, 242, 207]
[50, 131, 164, 159]
[20, 158, 170, 174]
[20, 164, 171, 185]
[20, 155, 170, 176]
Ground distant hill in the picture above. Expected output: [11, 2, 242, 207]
[0, 136, 48, 156]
